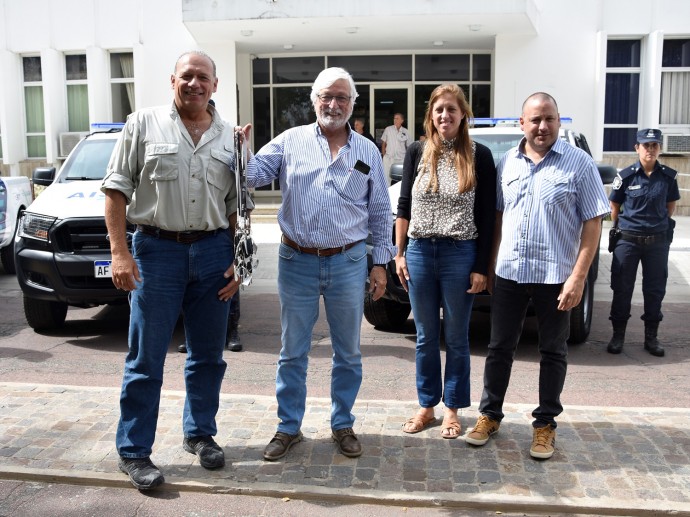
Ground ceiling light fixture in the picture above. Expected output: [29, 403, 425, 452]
[469, 24, 482, 32]
[283, 44, 293, 50]
[240, 29, 253, 37]
[433, 40, 444, 46]
[345, 27, 359, 34]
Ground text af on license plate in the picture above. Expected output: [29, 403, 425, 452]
[94, 260, 112, 278]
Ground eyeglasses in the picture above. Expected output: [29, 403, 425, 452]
[317, 94, 352, 106]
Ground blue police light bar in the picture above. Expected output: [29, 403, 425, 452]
[472, 117, 573, 126]
[90, 123, 125, 130]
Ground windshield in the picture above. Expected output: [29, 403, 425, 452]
[60, 139, 117, 181]
[470, 134, 523, 166]
[471, 132, 573, 166]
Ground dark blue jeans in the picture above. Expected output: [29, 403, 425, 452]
[478, 276, 569, 428]
[116, 230, 232, 458]
[609, 239, 669, 323]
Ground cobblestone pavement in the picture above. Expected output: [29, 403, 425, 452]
[1, 383, 689, 516]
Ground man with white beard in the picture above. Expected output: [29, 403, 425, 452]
[244, 67, 395, 461]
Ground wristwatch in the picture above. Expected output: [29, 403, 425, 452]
[373, 264, 386, 269]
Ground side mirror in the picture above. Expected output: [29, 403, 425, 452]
[596, 163, 618, 185]
[33, 167, 56, 187]
[389, 163, 404, 184]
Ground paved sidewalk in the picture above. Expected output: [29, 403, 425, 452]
[1, 383, 689, 516]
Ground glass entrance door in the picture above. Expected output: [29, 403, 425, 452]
[371, 86, 412, 147]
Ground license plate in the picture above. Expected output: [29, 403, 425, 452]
[94, 260, 112, 278]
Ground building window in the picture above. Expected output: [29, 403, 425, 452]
[330, 55, 412, 82]
[251, 53, 492, 193]
[23, 56, 46, 158]
[66, 54, 90, 131]
[660, 38, 690, 125]
[110, 52, 135, 122]
[603, 40, 641, 152]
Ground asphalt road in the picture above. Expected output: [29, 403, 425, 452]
[1, 220, 689, 409]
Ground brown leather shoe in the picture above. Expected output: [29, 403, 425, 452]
[332, 427, 362, 458]
[262, 431, 302, 461]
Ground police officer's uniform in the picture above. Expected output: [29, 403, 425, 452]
[607, 129, 680, 357]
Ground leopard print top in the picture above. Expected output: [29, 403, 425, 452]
[408, 139, 478, 240]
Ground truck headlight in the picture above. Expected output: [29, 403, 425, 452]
[19, 212, 56, 242]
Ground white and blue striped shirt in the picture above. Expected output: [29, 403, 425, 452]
[496, 137, 609, 284]
[246, 123, 396, 265]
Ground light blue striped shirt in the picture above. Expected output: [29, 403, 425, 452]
[495, 137, 610, 284]
[246, 123, 396, 265]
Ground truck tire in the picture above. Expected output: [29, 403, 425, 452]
[363, 292, 411, 331]
[23, 296, 68, 331]
[0, 217, 19, 274]
[590, 246, 600, 282]
[568, 274, 594, 344]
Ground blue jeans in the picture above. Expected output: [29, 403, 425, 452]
[405, 238, 476, 409]
[478, 276, 569, 428]
[116, 230, 232, 458]
[275, 240, 367, 434]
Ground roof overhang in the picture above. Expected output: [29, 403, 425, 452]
[182, 0, 540, 54]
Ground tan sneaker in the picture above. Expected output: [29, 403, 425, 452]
[530, 425, 556, 459]
[465, 415, 500, 446]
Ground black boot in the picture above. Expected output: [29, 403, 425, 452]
[226, 326, 241, 352]
[644, 321, 665, 357]
[607, 321, 626, 354]
[226, 305, 242, 352]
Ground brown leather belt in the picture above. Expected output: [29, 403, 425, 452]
[620, 231, 666, 245]
[137, 224, 219, 244]
[281, 235, 361, 257]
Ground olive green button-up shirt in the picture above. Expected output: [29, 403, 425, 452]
[102, 103, 239, 232]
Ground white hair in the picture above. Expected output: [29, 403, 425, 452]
[310, 67, 358, 103]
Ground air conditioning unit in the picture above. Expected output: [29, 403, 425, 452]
[662, 134, 690, 155]
[58, 131, 88, 157]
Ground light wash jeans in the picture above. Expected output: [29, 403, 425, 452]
[116, 230, 232, 458]
[405, 237, 476, 409]
[275, 240, 367, 434]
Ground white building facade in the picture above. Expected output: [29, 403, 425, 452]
[1, 0, 688, 206]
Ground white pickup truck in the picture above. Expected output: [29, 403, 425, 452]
[15, 126, 128, 331]
[0, 176, 33, 274]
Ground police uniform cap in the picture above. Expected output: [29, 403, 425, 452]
[636, 128, 662, 144]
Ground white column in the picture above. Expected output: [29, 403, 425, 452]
[640, 30, 664, 130]
[41, 47, 67, 164]
[86, 47, 110, 125]
[202, 40, 238, 123]
[592, 31, 608, 162]
[0, 50, 26, 174]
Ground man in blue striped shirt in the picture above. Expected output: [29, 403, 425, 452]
[245, 67, 396, 461]
[466, 93, 609, 460]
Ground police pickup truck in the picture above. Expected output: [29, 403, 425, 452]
[0, 175, 33, 274]
[364, 120, 617, 344]
[15, 125, 129, 331]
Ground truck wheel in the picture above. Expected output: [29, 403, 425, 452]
[363, 292, 411, 331]
[590, 239, 601, 282]
[0, 217, 19, 274]
[23, 296, 68, 331]
[568, 274, 594, 344]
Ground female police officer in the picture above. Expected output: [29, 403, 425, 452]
[607, 129, 680, 357]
